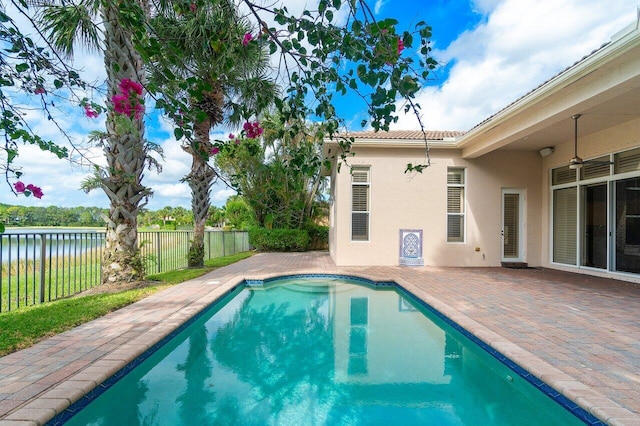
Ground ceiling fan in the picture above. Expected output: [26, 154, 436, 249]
[568, 114, 614, 169]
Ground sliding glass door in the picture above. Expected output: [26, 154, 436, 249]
[581, 184, 608, 269]
[615, 177, 640, 274]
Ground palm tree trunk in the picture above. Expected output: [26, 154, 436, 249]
[100, 2, 149, 284]
[184, 119, 216, 267]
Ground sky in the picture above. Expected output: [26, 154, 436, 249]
[2, 0, 637, 211]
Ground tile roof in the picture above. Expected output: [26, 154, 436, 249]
[344, 130, 465, 140]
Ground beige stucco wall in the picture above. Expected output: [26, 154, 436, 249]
[329, 146, 543, 267]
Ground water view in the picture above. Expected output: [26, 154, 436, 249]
[0, 228, 104, 263]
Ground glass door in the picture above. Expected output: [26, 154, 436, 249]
[581, 183, 608, 269]
[615, 177, 640, 274]
[502, 189, 525, 262]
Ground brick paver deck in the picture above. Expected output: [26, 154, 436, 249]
[1, 252, 639, 425]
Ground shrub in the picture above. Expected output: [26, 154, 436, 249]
[249, 227, 310, 252]
[304, 221, 329, 250]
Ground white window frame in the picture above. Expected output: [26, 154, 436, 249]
[351, 166, 370, 242]
[447, 168, 466, 243]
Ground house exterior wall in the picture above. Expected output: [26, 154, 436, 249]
[329, 146, 542, 267]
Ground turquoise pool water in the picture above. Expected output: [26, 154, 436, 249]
[58, 276, 592, 425]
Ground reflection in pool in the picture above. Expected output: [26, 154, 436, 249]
[59, 276, 593, 425]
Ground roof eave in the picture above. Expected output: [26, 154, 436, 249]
[457, 20, 640, 158]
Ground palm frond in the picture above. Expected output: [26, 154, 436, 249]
[80, 168, 103, 193]
[37, 2, 101, 58]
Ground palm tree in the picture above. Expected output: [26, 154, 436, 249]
[37, 0, 153, 283]
[149, 0, 277, 267]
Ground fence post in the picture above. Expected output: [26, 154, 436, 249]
[39, 234, 46, 303]
[207, 231, 211, 261]
[156, 233, 161, 273]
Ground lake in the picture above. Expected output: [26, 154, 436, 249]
[1, 228, 105, 264]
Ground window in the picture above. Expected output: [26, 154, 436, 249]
[552, 166, 576, 185]
[351, 167, 370, 241]
[615, 147, 640, 174]
[447, 168, 465, 242]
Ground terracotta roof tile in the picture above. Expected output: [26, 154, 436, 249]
[344, 130, 465, 140]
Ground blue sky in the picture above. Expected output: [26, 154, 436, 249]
[2, 0, 637, 211]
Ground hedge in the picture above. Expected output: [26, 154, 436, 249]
[248, 228, 310, 251]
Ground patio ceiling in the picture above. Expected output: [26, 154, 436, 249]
[458, 20, 640, 159]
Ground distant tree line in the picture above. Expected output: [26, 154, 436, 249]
[0, 197, 255, 230]
[0, 204, 108, 227]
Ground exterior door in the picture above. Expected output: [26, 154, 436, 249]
[502, 189, 526, 262]
[582, 183, 608, 269]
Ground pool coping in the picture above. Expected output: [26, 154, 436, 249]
[1, 267, 639, 425]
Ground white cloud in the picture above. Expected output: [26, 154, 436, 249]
[212, 187, 238, 204]
[394, 0, 637, 131]
[374, 0, 387, 14]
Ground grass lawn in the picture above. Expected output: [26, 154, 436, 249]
[0, 251, 253, 356]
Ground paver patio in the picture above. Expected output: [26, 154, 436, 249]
[0, 252, 639, 425]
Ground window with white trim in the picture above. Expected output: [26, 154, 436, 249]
[351, 167, 370, 241]
[447, 168, 465, 242]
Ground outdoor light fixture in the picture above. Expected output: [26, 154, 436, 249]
[539, 147, 555, 157]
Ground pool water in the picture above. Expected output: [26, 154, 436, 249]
[60, 277, 588, 425]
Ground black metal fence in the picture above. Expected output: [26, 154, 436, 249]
[0, 230, 250, 312]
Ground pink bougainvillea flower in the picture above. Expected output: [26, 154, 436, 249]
[243, 121, 263, 139]
[228, 133, 235, 139]
[118, 78, 143, 96]
[242, 33, 253, 46]
[235, 139, 241, 145]
[84, 105, 99, 118]
[189, 2, 197, 12]
[133, 102, 145, 120]
[34, 87, 46, 94]
[112, 78, 144, 119]
[13, 181, 26, 193]
[26, 184, 43, 199]
[112, 93, 130, 116]
[211, 147, 220, 155]
[397, 38, 405, 55]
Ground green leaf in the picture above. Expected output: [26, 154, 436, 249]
[7, 148, 18, 163]
[53, 79, 63, 89]
[352, 20, 362, 35]
[174, 127, 184, 140]
[15, 63, 28, 73]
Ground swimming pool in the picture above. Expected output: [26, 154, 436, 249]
[54, 275, 597, 425]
